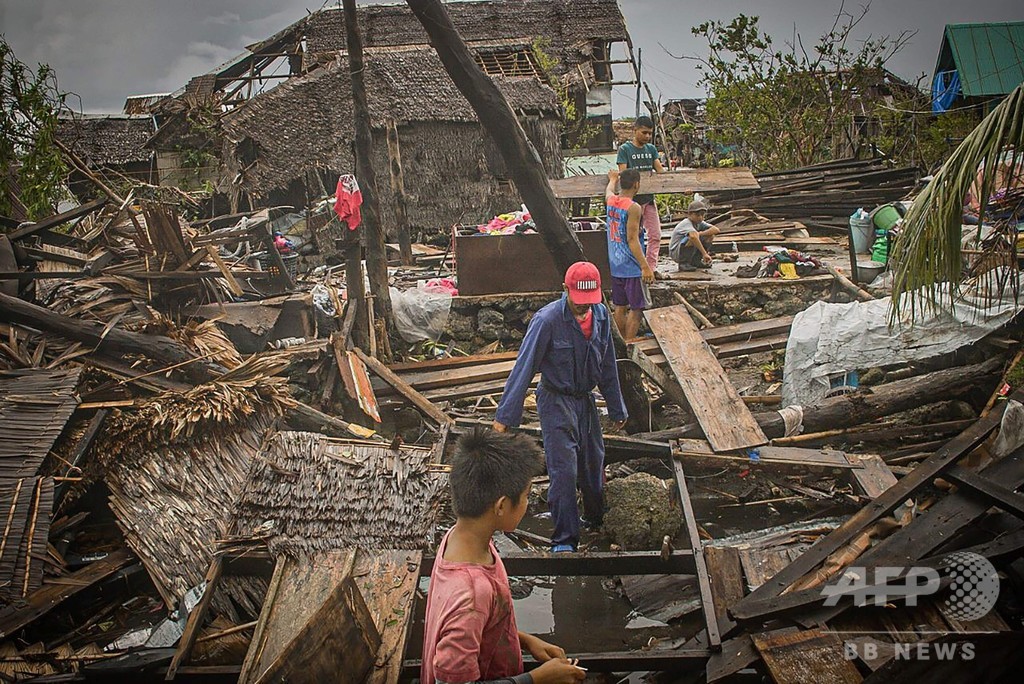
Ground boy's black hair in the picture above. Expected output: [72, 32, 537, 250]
[619, 167, 641, 191]
[634, 115, 654, 130]
[450, 427, 544, 518]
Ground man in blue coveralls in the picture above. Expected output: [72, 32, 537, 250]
[492, 262, 628, 552]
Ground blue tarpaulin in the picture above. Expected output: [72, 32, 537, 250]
[932, 70, 962, 113]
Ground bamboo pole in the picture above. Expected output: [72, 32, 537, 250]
[672, 292, 714, 329]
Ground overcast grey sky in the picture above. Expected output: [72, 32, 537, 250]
[1, 0, 1021, 116]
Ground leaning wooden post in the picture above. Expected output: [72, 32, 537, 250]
[386, 119, 414, 266]
[343, 0, 393, 361]
[405, 0, 584, 273]
[405, 0, 649, 430]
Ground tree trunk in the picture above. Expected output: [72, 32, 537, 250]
[385, 119, 414, 266]
[0, 291, 223, 383]
[638, 357, 1002, 442]
[343, 0, 393, 361]
[404, 0, 584, 274]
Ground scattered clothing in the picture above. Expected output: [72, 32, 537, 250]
[735, 248, 826, 279]
[272, 232, 295, 254]
[423, 278, 459, 297]
[477, 210, 534, 235]
[333, 175, 362, 230]
[420, 529, 523, 683]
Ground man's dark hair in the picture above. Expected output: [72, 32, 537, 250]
[619, 167, 641, 191]
[634, 115, 654, 130]
[450, 427, 544, 518]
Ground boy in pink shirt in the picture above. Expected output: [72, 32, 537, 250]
[421, 428, 586, 684]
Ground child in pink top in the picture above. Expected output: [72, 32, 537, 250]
[421, 428, 585, 684]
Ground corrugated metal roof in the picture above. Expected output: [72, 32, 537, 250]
[936, 22, 1024, 97]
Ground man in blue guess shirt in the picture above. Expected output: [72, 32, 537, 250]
[617, 116, 665, 274]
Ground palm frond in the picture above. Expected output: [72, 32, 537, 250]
[891, 84, 1024, 323]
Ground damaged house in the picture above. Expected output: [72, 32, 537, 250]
[55, 115, 157, 199]
[142, 0, 636, 232]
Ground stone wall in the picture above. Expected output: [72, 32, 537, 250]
[443, 277, 835, 350]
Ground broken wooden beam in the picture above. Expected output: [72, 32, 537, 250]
[7, 198, 107, 242]
[824, 263, 874, 302]
[728, 391, 1023, 623]
[355, 348, 452, 426]
[0, 548, 132, 638]
[674, 439, 859, 471]
[645, 304, 767, 452]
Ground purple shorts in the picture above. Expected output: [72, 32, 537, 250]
[611, 276, 646, 310]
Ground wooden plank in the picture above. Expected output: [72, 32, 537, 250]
[387, 351, 519, 373]
[355, 348, 452, 426]
[674, 440, 855, 470]
[357, 550, 422, 684]
[166, 556, 224, 680]
[619, 574, 700, 623]
[0, 548, 131, 638]
[704, 546, 744, 633]
[628, 343, 688, 409]
[673, 458, 721, 648]
[387, 359, 519, 393]
[646, 305, 767, 452]
[347, 351, 381, 424]
[728, 393, 1020, 621]
[205, 246, 244, 297]
[752, 628, 862, 684]
[739, 547, 794, 592]
[549, 168, 760, 199]
[241, 551, 379, 684]
[706, 635, 759, 683]
[846, 454, 898, 499]
[943, 465, 1024, 520]
[8, 198, 106, 242]
[732, 442, 1024, 625]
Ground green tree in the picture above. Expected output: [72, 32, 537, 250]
[685, 6, 912, 172]
[1, 37, 69, 219]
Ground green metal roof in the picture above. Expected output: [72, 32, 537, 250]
[936, 22, 1024, 97]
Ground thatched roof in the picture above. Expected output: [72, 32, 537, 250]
[305, 0, 629, 75]
[220, 46, 559, 196]
[94, 357, 293, 619]
[56, 115, 155, 167]
[230, 432, 445, 555]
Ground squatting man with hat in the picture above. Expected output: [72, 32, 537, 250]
[669, 199, 721, 271]
[492, 262, 627, 553]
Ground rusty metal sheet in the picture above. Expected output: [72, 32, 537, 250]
[456, 230, 611, 296]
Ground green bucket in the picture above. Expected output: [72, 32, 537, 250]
[871, 204, 901, 232]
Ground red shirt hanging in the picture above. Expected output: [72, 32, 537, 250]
[333, 174, 362, 230]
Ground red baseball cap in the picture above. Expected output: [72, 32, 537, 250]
[564, 261, 602, 305]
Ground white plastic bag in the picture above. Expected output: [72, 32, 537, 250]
[389, 283, 453, 342]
